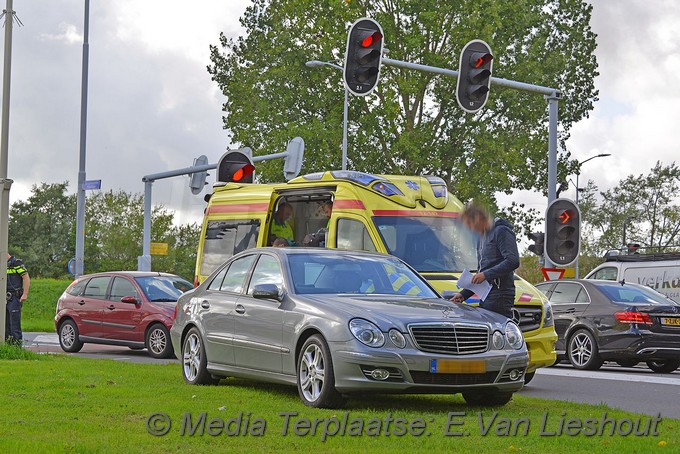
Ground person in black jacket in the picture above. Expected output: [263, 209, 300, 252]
[451, 203, 520, 318]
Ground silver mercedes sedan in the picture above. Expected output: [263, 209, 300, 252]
[170, 248, 528, 408]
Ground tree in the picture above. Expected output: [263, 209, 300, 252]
[8, 182, 76, 278]
[579, 161, 680, 256]
[208, 0, 596, 209]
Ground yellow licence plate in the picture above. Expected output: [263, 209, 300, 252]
[430, 359, 486, 374]
[662, 317, 680, 326]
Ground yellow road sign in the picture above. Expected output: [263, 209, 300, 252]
[150, 242, 169, 256]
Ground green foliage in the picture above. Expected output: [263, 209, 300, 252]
[21, 278, 72, 333]
[518, 254, 544, 285]
[9, 184, 200, 280]
[8, 182, 76, 278]
[580, 162, 680, 255]
[208, 0, 597, 211]
[0, 343, 44, 360]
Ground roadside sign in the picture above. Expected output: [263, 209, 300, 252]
[82, 179, 102, 190]
[541, 267, 565, 281]
[562, 267, 576, 278]
[150, 242, 169, 256]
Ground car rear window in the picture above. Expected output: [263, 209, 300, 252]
[594, 283, 676, 305]
[135, 276, 193, 302]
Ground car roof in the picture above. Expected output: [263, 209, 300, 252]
[75, 271, 187, 279]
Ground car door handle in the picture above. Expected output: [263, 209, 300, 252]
[235, 304, 246, 314]
[201, 301, 210, 309]
[78, 301, 86, 306]
[565, 308, 576, 313]
[107, 305, 115, 310]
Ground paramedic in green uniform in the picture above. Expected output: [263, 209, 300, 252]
[270, 202, 295, 245]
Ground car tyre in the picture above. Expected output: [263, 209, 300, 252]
[146, 323, 174, 359]
[567, 329, 603, 370]
[297, 335, 346, 408]
[462, 390, 514, 406]
[646, 359, 680, 374]
[182, 327, 219, 385]
[523, 371, 535, 385]
[58, 319, 84, 353]
[616, 360, 639, 368]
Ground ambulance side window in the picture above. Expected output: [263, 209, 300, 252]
[200, 219, 260, 276]
[336, 219, 376, 252]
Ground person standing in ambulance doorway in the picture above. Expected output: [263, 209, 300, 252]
[451, 203, 520, 318]
[6, 253, 30, 345]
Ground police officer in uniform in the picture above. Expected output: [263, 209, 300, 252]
[6, 253, 30, 344]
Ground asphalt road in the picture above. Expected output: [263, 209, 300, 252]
[520, 363, 680, 419]
[23, 332, 178, 365]
[23, 332, 679, 418]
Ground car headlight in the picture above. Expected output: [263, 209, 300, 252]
[388, 329, 406, 348]
[505, 322, 524, 350]
[543, 301, 554, 327]
[349, 319, 385, 348]
[492, 330, 505, 350]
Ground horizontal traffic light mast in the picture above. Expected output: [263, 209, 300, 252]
[138, 138, 305, 271]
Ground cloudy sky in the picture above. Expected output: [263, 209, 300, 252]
[2, 0, 679, 226]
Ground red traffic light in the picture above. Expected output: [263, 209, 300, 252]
[558, 210, 571, 224]
[471, 52, 493, 68]
[361, 31, 383, 48]
[232, 164, 255, 182]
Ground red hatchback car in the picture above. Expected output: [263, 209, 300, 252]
[55, 271, 192, 358]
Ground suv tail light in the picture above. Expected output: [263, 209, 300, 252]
[172, 304, 178, 320]
[194, 276, 199, 288]
[615, 311, 652, 325]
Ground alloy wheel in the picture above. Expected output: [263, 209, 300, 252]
[183, 333, 201, 382]
[61, 324, 75, 348]
[299, 344, 326, 402]
[148, 328, 167, 355]
[570, 332, 593, 367]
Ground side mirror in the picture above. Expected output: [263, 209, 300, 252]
[252, 284, 282, 301]
[441, 290, 456, 300]
[120, 296, 139, 304]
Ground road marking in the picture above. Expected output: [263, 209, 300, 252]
[31, 334, 59, 344]
[538, 367, 680, 386]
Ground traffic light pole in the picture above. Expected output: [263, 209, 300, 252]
[382, 57, 562, 268]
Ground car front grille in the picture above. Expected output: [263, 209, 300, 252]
[409, 370, 498, 385]
[513, 305, 542, 332]
[408, 323, 489, 355]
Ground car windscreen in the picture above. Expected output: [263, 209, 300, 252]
[594, 282, 678, 306]
[288, 253, 439, 297]
[371, 216, 477, 273]
[135, 276, 193, 302]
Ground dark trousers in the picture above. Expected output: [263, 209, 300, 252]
[480, 293, 514, 318]
[5, 295, 22, 344]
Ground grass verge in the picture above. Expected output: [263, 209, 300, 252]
[22, 278, 71, 332]
[0, 343, 45, 360]
[0, 355, 676, 453]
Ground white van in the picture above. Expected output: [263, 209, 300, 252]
[584, 252, 680, 303]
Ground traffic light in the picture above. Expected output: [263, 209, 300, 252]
[527, 232, 545, 256]
[456, 39, 493, 113]
[545, 198, 581, 266]
[344, 17, 384, 96]
[189, 155, 209, 195]
[283, 137, 304, 181]
[216, 149, 255, 183]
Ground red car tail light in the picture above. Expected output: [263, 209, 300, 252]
[172, 304, 178, 320]
[615, 311, 652, 324]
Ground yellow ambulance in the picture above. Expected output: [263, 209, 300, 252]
[195, 170, 557, 380]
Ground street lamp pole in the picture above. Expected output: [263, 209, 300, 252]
[574, 153, 611, 278]
[305, 60, 348, 170]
